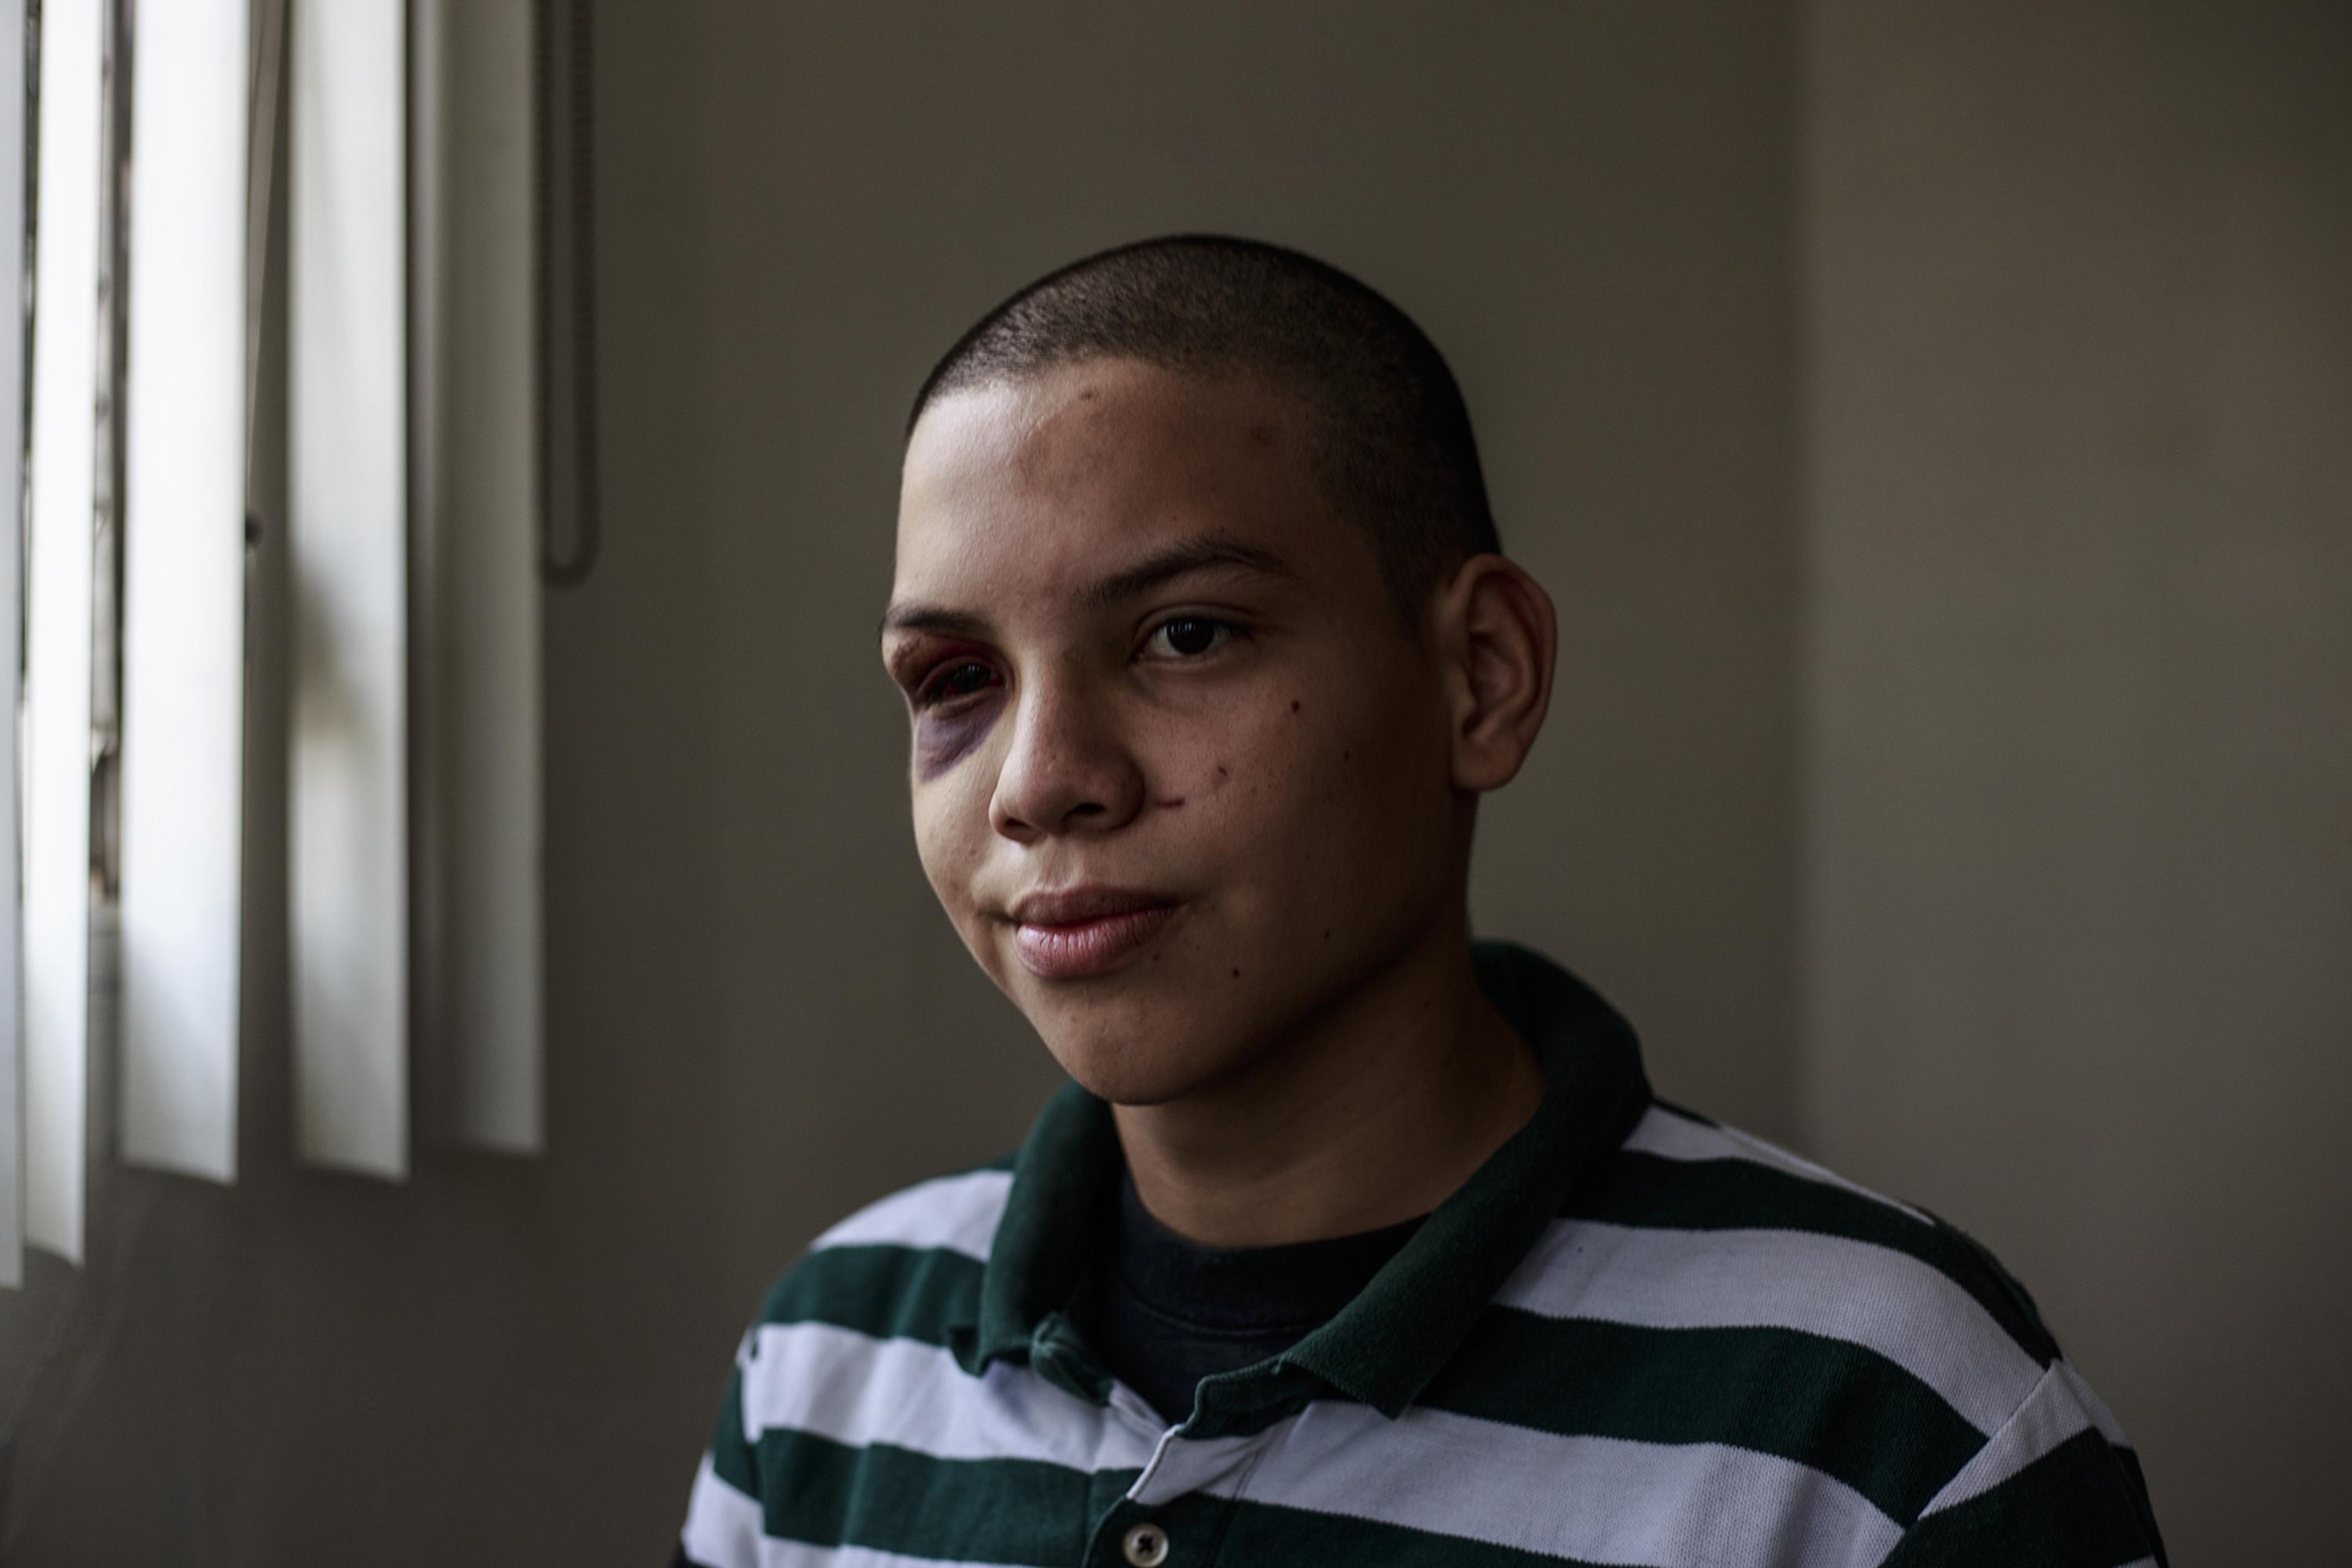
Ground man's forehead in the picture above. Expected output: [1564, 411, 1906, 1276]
[892, 361, 1327, 595]
[902, 361, 1290, 495]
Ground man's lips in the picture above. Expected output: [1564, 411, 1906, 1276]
[1006, 887, 1181, 979]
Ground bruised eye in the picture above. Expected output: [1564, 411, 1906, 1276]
[914, 660, 999, 710]
[1143, 617, 1237, 659]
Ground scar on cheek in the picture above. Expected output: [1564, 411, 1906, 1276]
[1158, 797, 1187, 809]
[914, 707, 997, 780]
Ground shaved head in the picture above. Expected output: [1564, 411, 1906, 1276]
[906, 234, 1501, 622]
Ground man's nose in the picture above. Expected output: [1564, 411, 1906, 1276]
[987, 670, 1145, 841]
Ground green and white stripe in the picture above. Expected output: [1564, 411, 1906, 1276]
[680, 942, 2164, 1568]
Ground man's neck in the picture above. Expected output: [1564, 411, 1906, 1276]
[1109, 925, 1544, 1249]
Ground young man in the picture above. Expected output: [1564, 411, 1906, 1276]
[676, 236, 2165, 1568]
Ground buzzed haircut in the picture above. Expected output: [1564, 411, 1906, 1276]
[905, 234, 1502, 621]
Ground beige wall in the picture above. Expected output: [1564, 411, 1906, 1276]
[0, 4, 1798, 1561]
[1801, 3, 2352, 1563]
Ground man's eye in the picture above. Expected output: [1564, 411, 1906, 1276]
[916, 662, 998, 708]
[1143, 617, 1236, 659]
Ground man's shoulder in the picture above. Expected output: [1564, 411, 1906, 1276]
[1498, 1098, 2161, 1555]
[1602, 1098, 2055, 1327]
[1504, 1098, 2062, 1439]
[1401, 1097, 2126, 1541]
[745, 1152, 1020, 1338]
[806, 1151, 1022, 1260]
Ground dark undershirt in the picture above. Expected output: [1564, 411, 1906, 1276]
[1070, 1161, 1432, 1427]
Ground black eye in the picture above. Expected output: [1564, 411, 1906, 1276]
[1149, 618, 1231, 659]
[919, 662, 996, 707]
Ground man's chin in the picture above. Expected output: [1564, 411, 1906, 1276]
[1033, 1021, 1247, 1109]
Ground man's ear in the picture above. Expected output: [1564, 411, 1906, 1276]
[1435, 554, 1557, 793]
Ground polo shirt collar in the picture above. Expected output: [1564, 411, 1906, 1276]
[961, 938, 1653, 1421]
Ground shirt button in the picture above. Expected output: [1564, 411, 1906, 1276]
[1122, 1521, 1171, 1566]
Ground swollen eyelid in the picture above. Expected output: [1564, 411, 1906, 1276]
[916, 661, 1000, 708]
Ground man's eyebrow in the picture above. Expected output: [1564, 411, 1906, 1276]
[1076, 532, 1297, 610]
[879, 532, 1296, 641]
[878, 604, 991, 641]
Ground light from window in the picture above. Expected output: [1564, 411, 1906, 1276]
[0, 0, 30, 1289]
[289, 0, 407, 1178]
[22, 0, 106, 1259]
[117, 0, 249, 1182]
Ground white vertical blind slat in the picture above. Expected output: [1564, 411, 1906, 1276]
[289, 0, 406, 1176]
[118, 0, 249, 1181]
[417, 0, 543, 1153]
[22, 0, 106, 1257]
[0, 0, 31, 1289]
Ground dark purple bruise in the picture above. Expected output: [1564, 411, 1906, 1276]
[914, 703, 999, 780]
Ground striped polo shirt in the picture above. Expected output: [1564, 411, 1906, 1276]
[677, 940, 2166, 1567]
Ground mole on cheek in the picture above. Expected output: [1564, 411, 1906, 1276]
[1290, 699, 1302, 714]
